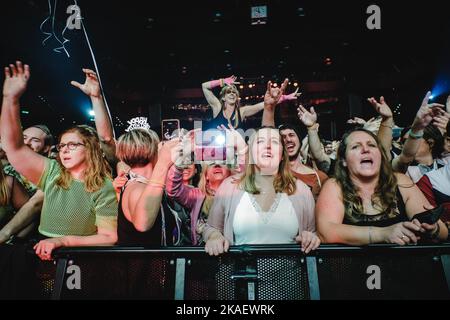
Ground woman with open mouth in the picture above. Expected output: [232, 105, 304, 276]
[1, 61, 118, 260]
[315, 128, 448, 245]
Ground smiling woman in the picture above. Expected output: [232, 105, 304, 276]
[202, 126, 319, 256]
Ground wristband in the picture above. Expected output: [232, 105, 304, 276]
[209, 79, 222, 89]
[407, 129, 423, 139]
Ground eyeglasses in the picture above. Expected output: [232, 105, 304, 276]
[56, 142, 85, 151]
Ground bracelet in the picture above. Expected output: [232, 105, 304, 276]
[220, 78, 224, 87]
[407, 129, 424, 139]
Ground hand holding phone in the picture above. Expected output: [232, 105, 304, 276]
[411, 205, 444, 225]
[161, 119, 180, 141]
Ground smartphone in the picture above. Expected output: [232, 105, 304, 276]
[194, 130, 227, 162]
[412, 205, 444, 224]
[161, 119, 180, 141]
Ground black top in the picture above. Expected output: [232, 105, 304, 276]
[117, 180, 176, 246]
[343, 187, 408, 227]
[205, 108, 243, 131]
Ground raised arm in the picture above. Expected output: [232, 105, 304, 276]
[71, 69, 116, 165]
[1, 61, 46, 185]
[131, 139, 180, 232]
[244, 87, 300, 122]
[201, 75, 239, 117]
[367, 96, 394, 160]
[432, 97, 450, 135]
[392, 91, 445, 172]
[297, 105, 331, 172]
[261, 79, 288, 126]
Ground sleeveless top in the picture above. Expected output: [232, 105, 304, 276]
[233, 192, 299, 245]
[205, 107, 243, 130]
[117, 172, 176, 246]
[343, 188, 408, 227]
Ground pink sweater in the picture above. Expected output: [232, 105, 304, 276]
[203, 176, 316, 245]
[166, 165, 205, 245]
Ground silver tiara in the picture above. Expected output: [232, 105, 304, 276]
[125, 117, 151, 132]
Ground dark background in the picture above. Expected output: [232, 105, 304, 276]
[1, 0, 449, 140]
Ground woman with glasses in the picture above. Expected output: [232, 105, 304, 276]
[202, 75, 299, 129]
[1, 61, 118, 260]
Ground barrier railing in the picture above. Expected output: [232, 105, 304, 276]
[31, 243, 450, 300]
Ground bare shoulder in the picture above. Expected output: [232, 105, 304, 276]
[123, 181, 146, 201]
[316, 178, 343, 202]
[321, 177, 341, 191]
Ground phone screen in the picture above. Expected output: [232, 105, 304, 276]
[193, 130, 227, 162]
[161, 119, 180, 141]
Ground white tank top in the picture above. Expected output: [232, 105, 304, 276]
[233, 192, 299, 245]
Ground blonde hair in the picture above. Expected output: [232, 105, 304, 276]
[197, 162, 231, 196]
[219, 84, 242, 128]
[239, 127, 297, 195]
[116, 129, 159, 168]
[56, 125, 112, 192]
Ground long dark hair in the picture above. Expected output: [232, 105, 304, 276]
[334, 128, 398, 222]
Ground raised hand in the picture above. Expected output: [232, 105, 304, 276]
[412, 91, 445, 131]
[264, 79, 288, 110]
[223, 75, 240, 86]
[71, 68, 101, 98]
[297, 104, 317, 127]
[158, 138, 182, 167]
[432, 112, 450, 135]
[279, 87, 302, 104]
[367, 96, 393, 119]
[3, 61, 30, 99]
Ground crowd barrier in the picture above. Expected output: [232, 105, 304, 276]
[26, 243, 450, 300]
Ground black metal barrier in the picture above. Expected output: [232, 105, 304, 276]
[33, 243, 450, 300]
